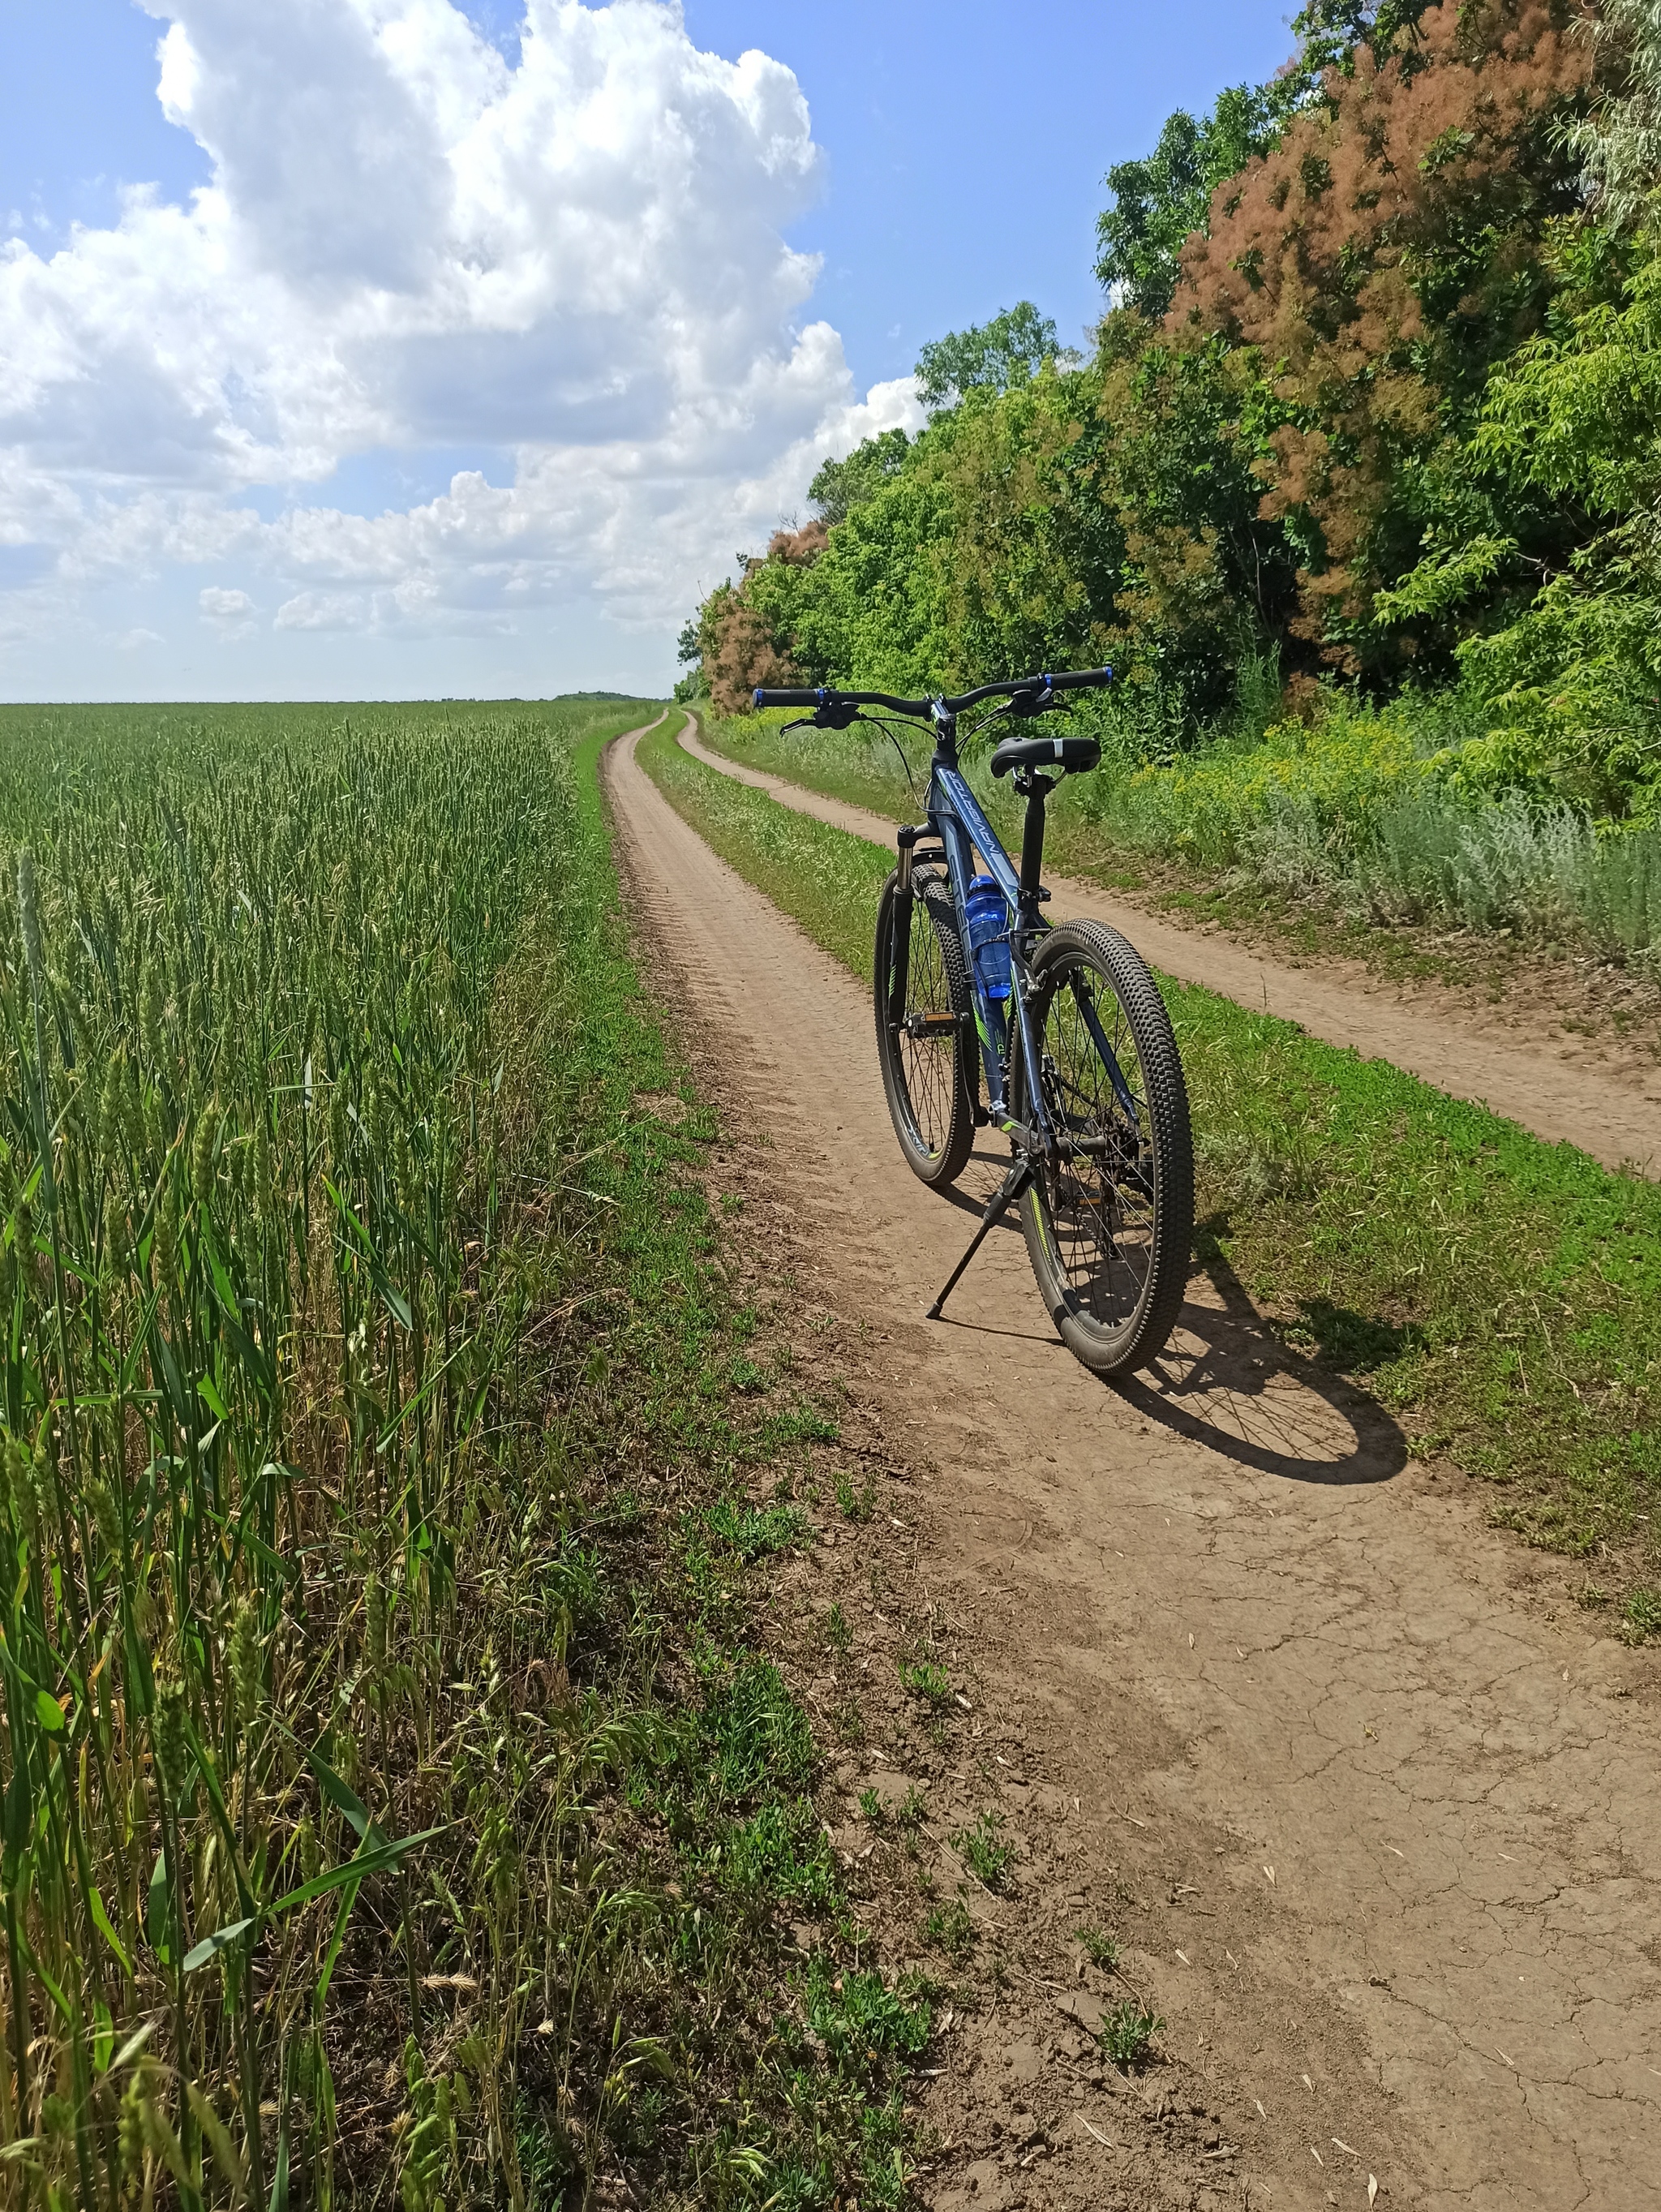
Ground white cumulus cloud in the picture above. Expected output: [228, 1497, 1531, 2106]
[0, 0, 922, 689]
[199, 584, 258, 636]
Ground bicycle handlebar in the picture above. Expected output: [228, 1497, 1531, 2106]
[752, 667, 1113, 717]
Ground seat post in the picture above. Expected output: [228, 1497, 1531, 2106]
[1018, 773, 1054, 921]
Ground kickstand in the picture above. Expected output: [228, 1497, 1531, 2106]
[926, 1155, 1036, 1321]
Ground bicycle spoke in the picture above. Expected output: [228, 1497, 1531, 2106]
[892, 896, 957, 1158]
[1033, 961, 1157, 1329]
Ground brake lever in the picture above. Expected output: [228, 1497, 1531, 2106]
[1006, 684, 1062, 719]
[780, 702, 862, 736]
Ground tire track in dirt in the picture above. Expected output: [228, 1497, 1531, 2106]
[673, 715, 1661, 1177]
[607, 721, 1661, 2212]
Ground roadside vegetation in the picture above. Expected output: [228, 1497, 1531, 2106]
[0, 698, 931, 2210]
[679, 1, 1661, 971]
[641, 716, 1661, 1628]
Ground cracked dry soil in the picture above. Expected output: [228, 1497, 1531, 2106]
[605, 724, 1661, 2212]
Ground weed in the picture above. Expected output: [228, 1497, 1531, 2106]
[702, 1655, 818, 1799]
[759, 1402, 842, 1450]
[858, 1786, 886, 1827]
[801, 1959, 933, 2068]
[899, 1658, 952, 1707]
[705, 1496, 812, 1560]
[897, 1785, 928, 1831]
[926, 1898, 976, 1960]
[951, 1811, 1016, 1890]
[720, 1799, 841, 1911]
[835, 1701, 866, 1744]
[1098, 2000, 1164, 2070]
[824, 1601, 852, 1653]
[1621, 1584, 1661, 1643]
[837, 1469, 877, 1522]
[1075, 1925, 1121, 1970]
[729, 1353, 768, 1394]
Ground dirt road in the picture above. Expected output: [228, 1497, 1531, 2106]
[674, 715, 1661, 1177]
[607, 721, 1661, 2212]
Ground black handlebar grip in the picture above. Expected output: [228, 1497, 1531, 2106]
[1043, 667, 1113, 691]
[753, 687, 822, 708]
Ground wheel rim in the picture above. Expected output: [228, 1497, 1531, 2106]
[889, 900, 959, 1161]
[1031, 964, 1157, 1336]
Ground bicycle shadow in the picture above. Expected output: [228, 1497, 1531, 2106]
[1109, 1217, 1410, 1487]
[938, 1169, 1408, 1488]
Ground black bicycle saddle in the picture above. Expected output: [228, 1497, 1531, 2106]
[989, 733, 1101, 779]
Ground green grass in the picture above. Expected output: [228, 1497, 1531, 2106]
[951, 1813, 1016, 1892]
[1075, 1926, 1121, 1970]
[0, 696, 934, 2210]
[640, 719, 1661, 1600]
[1098, 2001, 1163, 2072]
[692, 696, 1661, 971]
[640, 715, 891, 981]
[925, 1898, 976, 1961]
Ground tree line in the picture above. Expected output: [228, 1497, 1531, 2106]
[680, 0, 1661, 825]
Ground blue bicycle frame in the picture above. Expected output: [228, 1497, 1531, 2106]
[921, 742, 1144, 1151]
[750, 664, 1187, 1351]
[752, 666, 1137, 1162]
[924, 754, 1049, 1134]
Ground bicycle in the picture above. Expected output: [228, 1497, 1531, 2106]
[753, 668, 1194, 1377]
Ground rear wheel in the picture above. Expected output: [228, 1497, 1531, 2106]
[1011, 921, 1192, 1374]
[873, 865, 976, 1189]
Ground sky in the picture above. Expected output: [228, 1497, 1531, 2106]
[0, 0, 1299, 702]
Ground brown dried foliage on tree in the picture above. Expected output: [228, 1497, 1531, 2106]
[1168, 0, 1594, 668]
[702, 521, 828, 714]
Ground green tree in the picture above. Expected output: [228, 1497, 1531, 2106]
[1170, 0, 1594, 677]
[915, 303, 1068, 412]
[1560, 0, 1661, 229]
[808, 428, 912, 524]
[1095, 84, 1305, 320]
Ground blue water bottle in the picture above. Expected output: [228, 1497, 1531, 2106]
[964, 874, 1011, 1001]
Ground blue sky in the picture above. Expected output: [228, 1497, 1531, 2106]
[0, 0, 1300, 700]
[679, 2, 1298, 388]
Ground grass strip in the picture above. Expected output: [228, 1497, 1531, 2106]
[689, 707, 1555, 990]
[645, 713, 893, 983]
[641, 715, 1661, 1622]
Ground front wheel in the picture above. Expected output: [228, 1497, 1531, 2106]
[1011, 921, 1193, 1375]
[873, 866, 976, 1189]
